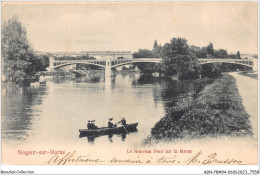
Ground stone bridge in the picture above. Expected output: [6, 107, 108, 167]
[198, 58, 257, 71]
[38, 50, 257, 76]
[50, 57, 256, 76]
[50, 58, 162, 76]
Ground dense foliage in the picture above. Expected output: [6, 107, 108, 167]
[34, 54, 50, 72]
[133, 37, 246, 79]
[201, 64, 222, 78]
[160, 38, 201, 79]
[133, 38, 202, 79]
[189, 42, 241, 59]
[2, 17, 49, 85]
[144, 74, 252, 144]
[133, 49, 154, 58]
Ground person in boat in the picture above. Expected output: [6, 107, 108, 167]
[108, 118, 117, 128]
[91, 120, 98, 129]
[119, 117, 126, 126]
[87, 120, 91, 130]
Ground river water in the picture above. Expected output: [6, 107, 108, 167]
[1, 73, 212, 147]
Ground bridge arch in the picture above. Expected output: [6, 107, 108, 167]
[53, 62, 106, 69]
[200, 61, 253, 69]
[111, 61, 135, 69]
[110, 60, 161, 69]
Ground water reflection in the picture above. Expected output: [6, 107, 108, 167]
[1, 83, 47, 143]
[2, 73, 211, 146]
[105, 76, 112, 93]
[82, 130, 138, 144]
[108, 134, 113, 143]
[121, 132, 126, 141]
[131, 74, 213, 109]
[160, 78, 214, 108]
[76, 76, 102, 83]
[132, 74, 161, 85]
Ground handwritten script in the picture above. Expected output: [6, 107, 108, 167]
[45, 151, 243, 165]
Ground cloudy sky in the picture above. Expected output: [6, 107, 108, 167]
[2, 2, 258, 54]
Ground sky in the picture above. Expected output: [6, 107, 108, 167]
[1, 1, 258, 54]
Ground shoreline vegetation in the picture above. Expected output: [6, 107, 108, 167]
[143, 73, 252, 145]
[2, 17, 254, 86]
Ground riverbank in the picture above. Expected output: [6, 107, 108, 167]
[238, 71, 258, 80]
[229, 72, 258, 140]
[38, 71, 74, 77]
[144, 73, 253, 144]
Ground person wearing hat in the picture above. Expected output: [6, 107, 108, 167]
[92, 120, 98, 129]
[108, 118, 116, 128]
[120, 117, 126, 126]
[87, 120, 91, 130]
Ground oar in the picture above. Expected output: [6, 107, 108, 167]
[115, 121, 121, 125]
[121, 124, 128, 134]
[115, 120, 128, 133]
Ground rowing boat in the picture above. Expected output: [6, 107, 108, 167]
[79, 123, 138, 136]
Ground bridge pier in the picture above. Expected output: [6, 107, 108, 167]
[105, 59, 112, 76]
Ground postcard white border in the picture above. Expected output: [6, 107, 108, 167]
[0, 0, 259, 174]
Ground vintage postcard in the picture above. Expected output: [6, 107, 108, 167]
[1, 1, 259, 171]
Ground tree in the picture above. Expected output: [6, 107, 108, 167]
[34, 54, 50, 71]
[197, 47, 208, 58]
[237, 51, 241, 59]
[214, 49, 228, 58]
[133, 49, 157, 73]
[206, 42, 214, 57]
[161, 37, 201, 79]
[134, 63, 159, 74]
[190, 44, 229, 59]
[189, 45, 208, 58]
[2, 17, 36, 84]
[152, 40, 162, 58]
[153, 40, 159, 50]
[164, 38, 189, 57]
[176, 55, 201, 80]
[201, 63, 221, 78]
[133, 49, 153, 58]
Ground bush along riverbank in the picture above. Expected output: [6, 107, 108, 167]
[144, 74, 252, 144]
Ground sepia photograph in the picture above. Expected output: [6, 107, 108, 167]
[1, 1, 259, 173]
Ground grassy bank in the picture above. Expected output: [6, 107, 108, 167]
[144, 74, 252, 144]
